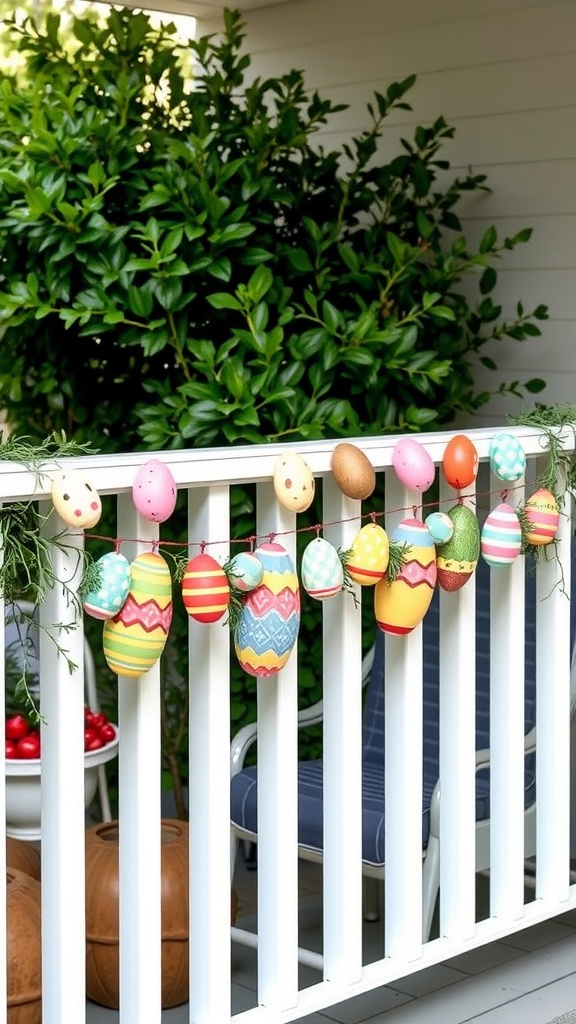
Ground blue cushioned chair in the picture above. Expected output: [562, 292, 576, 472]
[230, 549, 576, 941]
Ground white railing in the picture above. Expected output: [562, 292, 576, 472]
[1, 424, 575, 1024]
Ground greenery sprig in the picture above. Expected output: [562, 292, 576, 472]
[0, 431, 98, 721]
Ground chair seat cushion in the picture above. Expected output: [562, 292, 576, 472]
[230, 760, 536, 867]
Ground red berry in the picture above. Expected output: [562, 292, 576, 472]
[99, 723, 116, 744]
[5, 739, 17, 759]
[86, 735, 104, 751]
[16, 733, 41, 759]
[6, 714, 30, 741]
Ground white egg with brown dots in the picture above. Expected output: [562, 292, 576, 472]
[273, 453, 315, 512]
[51, 470, 102, 529]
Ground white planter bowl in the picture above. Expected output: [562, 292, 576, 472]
[5, 726, 119, 839]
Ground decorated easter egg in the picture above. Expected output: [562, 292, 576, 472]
[442, 434, 479, 490]
[425, 512, 454, 546]
[436, 504, 480, 592]
[51, 471, 102, 529]
[489, 433, 526, 482]
[227, 551, 264, 592]
[273, 453, 315, 513]
[392, 438, 435, 493]
[481, 503, 522, 567]
[346, 523, 390, 586]
[132, 459, 177, 523]
[103, 552, 173, 677]
[301, 538, 344, 600]
[181, 553, 230, 623]
[374, 518, 436, 635]
[234, 542, 300, 677]
[83, 552, 131, 620]
[523, 488, 559, 546]
[331, 443, 376, 500]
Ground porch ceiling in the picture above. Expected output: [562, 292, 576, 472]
[116, 0, 294, 16]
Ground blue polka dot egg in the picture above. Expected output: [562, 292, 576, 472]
[489, 432, 526, 482]
[83, 551, 131, 620]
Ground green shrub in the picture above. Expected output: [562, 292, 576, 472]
[0, 6, 546, 450]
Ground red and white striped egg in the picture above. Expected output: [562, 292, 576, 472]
[480, 503, 522, 567]
[181, 553, 230, 623]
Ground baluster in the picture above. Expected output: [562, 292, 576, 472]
[255, 483, 299, 1011]
[187, 484, 232, 1023]
[116, 494, 162, 1023]
[322, 475, 363, 982]
[39, 504, 86, 1023]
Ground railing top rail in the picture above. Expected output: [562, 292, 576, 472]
[0, 423, 571, 501]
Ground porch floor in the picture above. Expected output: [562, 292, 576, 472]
[85, 851, 576, 1024]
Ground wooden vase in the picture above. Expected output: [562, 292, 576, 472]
[6, 839, 41, 881]
[7, 867, 42, 1024]
[86, 818, 237, 1009]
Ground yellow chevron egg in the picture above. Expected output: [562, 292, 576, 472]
[374, 518, 436, 635]
[346, 523, 389, 586]
[103, 552, 173, 678]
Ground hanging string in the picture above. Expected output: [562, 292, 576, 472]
[80, 479, 525, 555]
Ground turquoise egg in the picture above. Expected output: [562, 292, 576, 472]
[425, 512, 454, 546]
[83, 552, 131, 620]
[301, 538, 343, 600]
[489, 432, 526, 482]
[227, 551, 264, 592]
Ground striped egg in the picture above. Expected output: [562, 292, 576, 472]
[489, 432, 526, 482]
[374, 518, 436, 635]
[181, 553, 230, 623]
[103, 552, 173, 678]
[83, 551, 131, 620]
[523, 488, 559, 546]
[234, 542, 300, 677]
[227, 551, 264, 593]
[301, 538, 343, 600]
[346, 523, 390, 586]
[481, 503, 522, 567]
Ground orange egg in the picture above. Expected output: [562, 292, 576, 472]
[442, 435, 479, 490]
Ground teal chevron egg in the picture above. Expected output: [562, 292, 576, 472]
[301, 538, 343, 600]
[234, 542, 300, 677]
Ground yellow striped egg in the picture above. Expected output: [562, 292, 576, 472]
[374, 518, 436, 635]
[346, 523, 390, 586]
[181, 553, 230, 623]
[103, 552, 173, 678]
[523, 488, 559, 546]
[234, 542, 300, 677]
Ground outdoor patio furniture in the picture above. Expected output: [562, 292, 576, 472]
[230, 544, 576, 942]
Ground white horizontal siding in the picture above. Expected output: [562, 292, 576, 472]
[196, 0, 576, 425]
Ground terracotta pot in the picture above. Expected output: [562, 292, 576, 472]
[6, 839, 41, 881]
[7, 867, 42, 1024]
[86, 818, 237, 1009]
